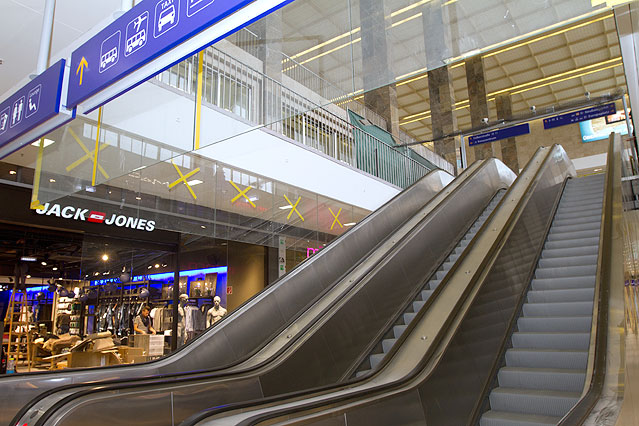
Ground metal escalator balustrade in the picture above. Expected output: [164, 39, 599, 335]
[481, 173, 605, 426]
[354, 190, 506, 377]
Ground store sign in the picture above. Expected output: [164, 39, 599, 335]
[0, 60, 67, 149]
[467, 123, 530, 146]
[67, 0, 294, 107]
[35, 202, 156, 231]
[543, 103, 616, 130]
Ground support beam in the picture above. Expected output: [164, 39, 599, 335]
[36, 0, 56, 75]
[495, 94, 520, 173]
[465, 55, 495, 161]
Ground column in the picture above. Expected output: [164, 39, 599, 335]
[423, 1, 458, 172]
[495, 94, 520, 173]
[359, 0, 401, 138]
[465, 55, 495, 161]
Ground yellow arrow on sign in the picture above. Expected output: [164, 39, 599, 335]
[76, 57, 88, 86]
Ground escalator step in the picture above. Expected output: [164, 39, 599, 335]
[549, 221, 601, 234]
[544, 236, 599, 250]
[552, 214, 601, 227]
[355, 370, 370, 378]
[382, 338, 396, 353]
[531, 276, 595, 291]
[517, 316, 592, 333]
[505, 348, 588, 369]
[527, 288, 595, 303]
[498, 367, 586, 392]
[540, 246, 598, 259]
[523, 301, 593, 316]
[480, 410, 561, 426]
[534, 265, 597, 279]
[369, 353, 385, 369]
[413, 300, 425, 312]
[403, 312, 416, 324]
[393, 325, 407, 338]
[556, 203, 602, 214]
[422, 289, 435, 301]
[545, 229, 599, 242]
[511, 332, 590, 350]
[553, 209, 602, 221]
[560, 194, 604, 204]
[489, 387, 580, 417]
[537, 254, 598, 269]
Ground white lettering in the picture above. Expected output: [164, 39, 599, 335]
[137, 219, 147, 230]
[115, 215, 127, 227]
[35, 203, 49, 215]
[46, 204, 61, 217]
[74, 209, 88, 221]
[146, 221, 155, 232]
[61, 206, 75, 219]
[105, 214, 116, 225]
[126, 216, 139, 229]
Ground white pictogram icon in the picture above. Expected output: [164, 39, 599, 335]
[154, 0, 179, 38]
[10, 96, 25, 128]
[0, 107, 9, 135]
[125, 11, 148, 56]
[26, 84, 42, 118]
[99, 31, 121, 73]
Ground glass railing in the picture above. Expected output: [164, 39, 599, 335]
[153, 45, 435, 188]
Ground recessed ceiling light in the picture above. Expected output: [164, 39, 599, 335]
[187, 179, 203, 186]
[9, 170, 16, 175]
[135, 196, 142, 200]
[279, 205, 293, 210]
[52, 267, 58, 271]
[344, 222, 356, 226]
[26, 275, 31, 279]
[41, 261, 47, 266]
[101, 254, 109, 261]
[155, 264, 160, 268]
[49, 178, 56, 183]
[201, 225, 206, 229]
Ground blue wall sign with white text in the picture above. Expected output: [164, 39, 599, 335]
[0, 60, 66, 149]
[467, 123, 530, 146]
[67, 0, 262, 107]
[543, 103, 616, 130]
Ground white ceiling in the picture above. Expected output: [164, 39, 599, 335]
[0, 0, 121, 98]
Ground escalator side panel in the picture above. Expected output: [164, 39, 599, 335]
[257, 164, 509, 397]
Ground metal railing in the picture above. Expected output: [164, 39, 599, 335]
[154, 46, 433, 188]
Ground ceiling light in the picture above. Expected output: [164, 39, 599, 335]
[279, 205, 293, 210]
[201, 225, 206, 229]
[135, 196, 142, 200]
[31, 139, 55, 148]
[9, 170, 16, 175]
[187, 179, 203, 186]
[132, 165, 147, 172]
[52, 267, 58, 271]
[101, 254, 109, 261]
[41, 261, 47, 266]
[344, 222, 356, 226]
[21, 256, 37, 262]
[147, 265, 152, 269]
[26, 275, 31, 279]
[85, 186, 96, 193]
[594, 168, 602, 171]
[155, 264, 160, 268]
[49, 178, 56, 183]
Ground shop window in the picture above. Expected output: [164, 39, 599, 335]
[160, 148, 172, 162]
[143, 143, 158, 160]
[131, 138, 143, 156]
[104, 130, 118, 147]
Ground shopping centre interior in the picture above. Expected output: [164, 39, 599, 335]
[1, 0, 639, 425]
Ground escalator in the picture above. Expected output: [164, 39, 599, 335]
[179, 138, 623, 426]
[481, 174, 603, 426]
[8, 160, 516, 426]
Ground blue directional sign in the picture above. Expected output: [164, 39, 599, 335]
[68, 0, 292, 108]
[0, 60, 66, 149]
[467, 123, 530, 146]
[543, 103, 617, 130]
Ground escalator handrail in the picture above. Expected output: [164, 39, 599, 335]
[556, 133, 622, 425]
[467, 176, 571, 425]
[20, 162, 497, 426]
[178, 146, 564, 426]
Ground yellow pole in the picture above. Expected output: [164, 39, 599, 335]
[92, 107, 103, 186]
[194, 51, 204, 150]
[30, 138, 45, 210]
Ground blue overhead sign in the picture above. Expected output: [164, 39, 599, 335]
[467, 123, 530, 146]
[0, 60, 66, 149]
[67, 0, 282, 107]
[543, 103, 616, 130]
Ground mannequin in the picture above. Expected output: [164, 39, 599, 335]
[177, 294, 188, 347]
[206, 296, 227, 327]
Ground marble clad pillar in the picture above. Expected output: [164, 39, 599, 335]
[495, 94, 520, 173]
[359, 0, 400, 138]
[465, 55, 494, 161]
[423, 0, 458, 173]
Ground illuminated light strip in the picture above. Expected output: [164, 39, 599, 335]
[399, 58, 621, 123]
[400, 61, 622, 126]
[194, 51, 204, 150]
[287, 28, 361, 61]
[30, 138, 46, 210]
[394, 11, 613, 87]
[295, 38, 362, 66]
[390, 12, 422, 29]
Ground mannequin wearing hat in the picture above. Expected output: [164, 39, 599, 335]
[177, 294, 188, 347]
[206, 296, 227, 327]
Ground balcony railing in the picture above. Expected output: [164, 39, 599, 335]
[154, 46, 434, 188]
